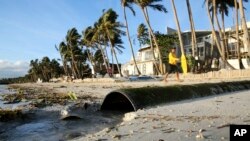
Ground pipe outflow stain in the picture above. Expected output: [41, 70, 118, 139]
[101, 81, 250, 111]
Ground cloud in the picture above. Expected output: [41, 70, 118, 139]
[0, 60, 29, 78]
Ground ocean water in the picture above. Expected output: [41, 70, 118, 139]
[0, 85, 25, 109]
[0, 85, 123, 141]
[0, 85, 11, 95]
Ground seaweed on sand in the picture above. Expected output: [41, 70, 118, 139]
[0, 109, 24, 122]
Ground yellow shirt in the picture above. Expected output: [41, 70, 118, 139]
[169, 52, 178, 65]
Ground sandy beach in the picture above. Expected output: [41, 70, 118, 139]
[72, 90, 250, 141]
[2, 76, 248, 141]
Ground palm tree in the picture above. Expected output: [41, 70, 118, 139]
[234, 0, 242, 69]
[170, 0, 187, 74]
[186, 0, 197, 57]
[238, 0, 250, 56]
[65, 28, 82, 78]
[55, 42, 69, 76]
[82, 26, 98, 76]
[134, 0, 167, 75]
[137, 23, 149, 46]
[100, 9, 126, 77]
[205, 0, 235, 69]
[121, 0, 141, 75]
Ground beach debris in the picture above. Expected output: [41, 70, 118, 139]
[0, 109, 24, 122]
[159, 139, 164, 141]
[60, 103, 88, 120]
[67, 91, 78, 100]
[161, 128, 175, 133]
[97, 139, 108, 141]
[195, 133, 205, 139]
[217, 123, 230, 129]
[199, 129, 206, 133]
[64, 132, 82, 140]
[112, 134, 122, 139]
[123, 112, 137, 122]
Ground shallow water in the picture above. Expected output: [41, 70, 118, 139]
[0, 110, 123, 141]
[0, 85, 124, 141]
[0, 85, 30, 109]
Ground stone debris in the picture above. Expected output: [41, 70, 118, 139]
[123, 112, 137, 122]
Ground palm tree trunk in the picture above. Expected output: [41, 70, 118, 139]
[239, 0, 250, 56]
[207, 0, 235, 69]
[170, 0, 185, 55]
[235, 0, 243, 69]
[211, 11, 215, 56]
[213, 0, 226, 62]
[86, 49, 96, 76]
[105, 28, 123, 77]
[186, 0, 197, 57]
[221, 11, 229, 59]
[70, 48, 80, 79]
[112, 47, 123, 77]
[145, 8, 160, 75]
[98, 43, 109, 72]
[141, 7, 164, 74]
[123, 7, 141, 75]
[70, 61, 77, 79]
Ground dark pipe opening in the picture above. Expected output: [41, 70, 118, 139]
[101, 92, 135, 112]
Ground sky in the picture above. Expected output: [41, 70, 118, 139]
[0, 0, 249, 78]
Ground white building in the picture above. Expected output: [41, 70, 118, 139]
[121, 45, 160, 76]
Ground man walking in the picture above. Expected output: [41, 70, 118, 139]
[164, 47, 181, 82]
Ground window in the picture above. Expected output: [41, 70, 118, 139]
[144, 51, 153, 61]
[199, 47, 204, 56]
[142, 64, 146, 74]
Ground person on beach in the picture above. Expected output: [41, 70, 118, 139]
[164, 47, 181, 82]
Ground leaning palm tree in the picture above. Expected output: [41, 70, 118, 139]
[134, 0, 167, 75]
[186, 0, 197, 57]
[170, 0, 187, 74]
[238, 0, 250, 56]
[205, 0, 235, 69]
[55, 42, 69, 76]
[65, 28, 82, 78]
[82, 26, 98, 76]
[100, 9, 126, 77]
[121, 0, 141, 75]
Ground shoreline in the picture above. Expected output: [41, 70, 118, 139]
[2, 77, 250, 140]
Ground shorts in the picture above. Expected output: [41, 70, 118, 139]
[167, 64, 179, 73]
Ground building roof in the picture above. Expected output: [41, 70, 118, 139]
[138, 44, 151, 52]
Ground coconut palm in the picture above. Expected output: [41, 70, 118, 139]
[186, 0, 197, 57]
[134, 0, 167, 74]
[170, 0, 187, 74]
[55, 42, 69, 76]
[137, 23, 149, 46]
[238, 0, 250, 56]
[121, 0, 141, 75]
[205, 0, 235, 69]
[99, 9, 126, 77]
[65, 28, 82, 78]
[82, 26, 98, 76]
[208, 0, 235, 59]
[234, 0, 242, 69]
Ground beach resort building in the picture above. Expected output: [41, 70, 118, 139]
[122, 22, 250, 76]
[122, 45, 160, 76]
